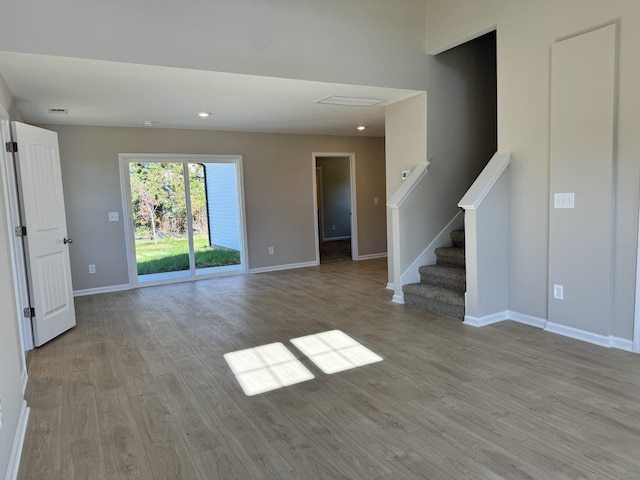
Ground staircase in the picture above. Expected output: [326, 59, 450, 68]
[402, 229, 466, 320]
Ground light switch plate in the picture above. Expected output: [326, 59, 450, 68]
[554, 193, 574, 209]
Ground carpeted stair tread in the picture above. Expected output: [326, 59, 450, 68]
[418, 265, 466, 293]
[435, 246, 465, 268]
[403, 284, 465, 320]
[450, 229, 465, 248]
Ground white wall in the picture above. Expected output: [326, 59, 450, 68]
[0, 78, 27, 480]
[0, 0, 430, 90]
[426, 0, 640, 341]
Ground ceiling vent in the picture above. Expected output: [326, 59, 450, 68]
[48, 108, 68, 114]
[316, 95, 384, 107]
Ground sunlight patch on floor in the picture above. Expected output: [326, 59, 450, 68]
[290, 330, 383, 374]
[223, 342, 314, 396]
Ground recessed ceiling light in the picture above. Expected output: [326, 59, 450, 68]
[316, 95, 384, 107]
[143, 120, 154, 127]
[198, 112, 210, 118]
[48, 108, 68, 114]
[357, 125, 366, 131]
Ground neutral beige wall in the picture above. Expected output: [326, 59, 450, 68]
[0, 84, 25, 480]
[43, 125, 386, 290]
[425, 0, 504, 54]
[426, 0, 640, 340]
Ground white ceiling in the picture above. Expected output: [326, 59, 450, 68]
[0, 52, 423, 137]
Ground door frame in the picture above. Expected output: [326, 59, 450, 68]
[634, 187, 640, 353]
[0, 107, 33, 354]
[119, 153, 249, 287]
[312, 152, 358, 263]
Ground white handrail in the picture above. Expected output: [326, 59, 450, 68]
[458, 152, 510, 210]
[386, 162, 430, 209]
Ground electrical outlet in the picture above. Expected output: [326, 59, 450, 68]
[268, 246, 274, 255]
[108, 211, 119, 222]
[89, 264, 96, 274]
[553, 284, 563, 300]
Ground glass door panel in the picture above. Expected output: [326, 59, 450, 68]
[191, 162, 242, 275]
[129, 162, 190, 282]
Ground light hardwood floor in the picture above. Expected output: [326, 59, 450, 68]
[18, 259, 640, 479]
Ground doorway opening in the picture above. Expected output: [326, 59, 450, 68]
[313, 153, 357, 264]
[120, 154, 248, 287]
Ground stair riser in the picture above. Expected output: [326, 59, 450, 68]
[404, 295, 465, 320]
[436, 248, 465, 268]
[450, 230, 465, 249]
[419, 273, 465, 293]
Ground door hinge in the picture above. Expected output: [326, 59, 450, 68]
[5, 141, 17, 153]
[23, 307, 35, 318]
[14, 225, 27, 237]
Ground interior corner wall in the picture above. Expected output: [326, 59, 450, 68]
[428, 0, 640, 340]
[425, 0, 504, 54]
[42, 125, 386, 291]
[0, 86, 26, 480]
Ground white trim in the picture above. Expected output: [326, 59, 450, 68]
[634, 182, 640, 353]
[508, 311, 548, 329]
[249, 260, 318, 274]
[356, 252, 387, 261]
[392, 293, 405, 304]
[386, 282, 395, 291]
[386, 162, 429, 209]
[544, 321, 634, 351]
[312, 153, 358, 262]
[73, 283, 130, 297]
[0, 108, 33, 355]
[611, 337, 634, 352]
[458, 152, 510, 210]
[119, 153, 249, 289]
[463, 311, 508, 327]
[5, 400, 29, 480]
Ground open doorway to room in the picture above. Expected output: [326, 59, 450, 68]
[313, 153, 357, 264]
[120, 154, 248, 287]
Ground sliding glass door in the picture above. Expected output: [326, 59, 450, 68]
[120, 154, 247, 286]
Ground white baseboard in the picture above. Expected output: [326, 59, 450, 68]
[464, 311, 508, 327]
[386, 282, 395, 291]
[611, 337, 634, 352]
[392, 293, 405, 304]
[544, 321, 635, 352]
[5, 400, 29, 480]
[249, 261, 318, 274]
[74, 283, 130, 297]
[356, 252, 387, 260]
[508, 311, 548, 329]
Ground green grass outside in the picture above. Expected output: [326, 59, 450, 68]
[136, 235, 240, 275]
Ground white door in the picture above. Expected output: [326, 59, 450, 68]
[12, 122, 76, 346]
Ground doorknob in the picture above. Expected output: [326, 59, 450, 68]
[63, 237, 73, 244]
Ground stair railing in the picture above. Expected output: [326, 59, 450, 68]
[458, 152, 511, 325]
[386, 162, 430, 303]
